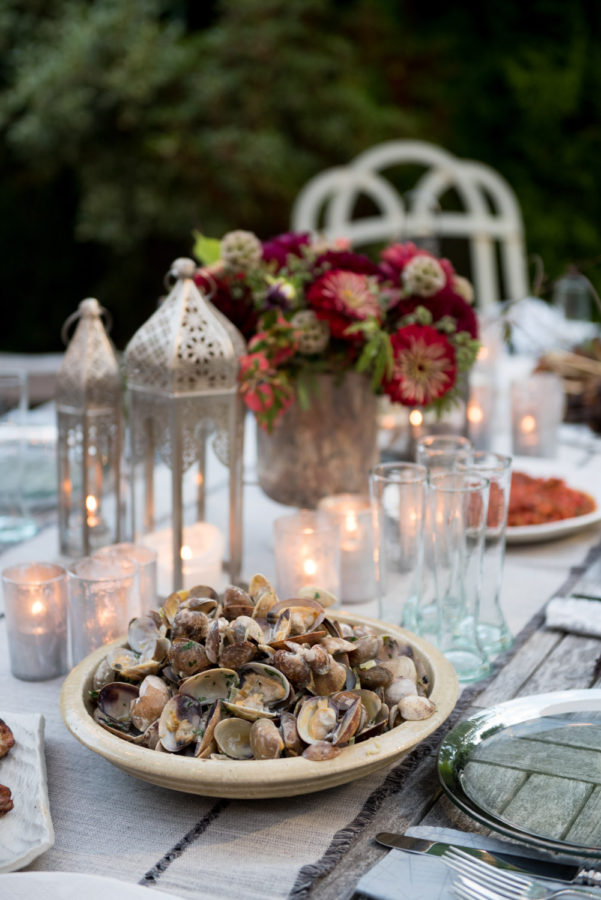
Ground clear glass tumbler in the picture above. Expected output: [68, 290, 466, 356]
[416, 433, 473, 473]
[415, 433, 473, 642]
[67, 555, 139, 664]
[2, 562, 69, 680]
[369, 463, 427, 630]
[428, 471, 491, 683]
[456, 451, 513, 656]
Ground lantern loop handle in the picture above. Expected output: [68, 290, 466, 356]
[61, 302, 113, 346]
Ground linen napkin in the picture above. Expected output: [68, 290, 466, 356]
[545, 596, 601, 638]
[354, 825, 576, 900]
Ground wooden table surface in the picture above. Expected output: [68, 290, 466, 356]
[297, 539, 601, 900]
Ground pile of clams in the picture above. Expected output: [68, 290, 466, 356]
[90, 575, 436, 762]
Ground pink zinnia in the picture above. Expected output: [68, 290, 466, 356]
[383, 324, 457, 406]
[307, 270, 381, 339]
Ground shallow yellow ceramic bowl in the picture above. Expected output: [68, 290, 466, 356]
[60, 611, 458, 798]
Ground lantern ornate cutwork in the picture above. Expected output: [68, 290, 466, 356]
[56, 298, 123, 556]
[125, 258, 246, 593]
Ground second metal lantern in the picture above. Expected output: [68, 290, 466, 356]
[56, 298, 123, 556]
[124, 258, 246, 593]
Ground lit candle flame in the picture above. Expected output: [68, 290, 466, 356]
[380, 414, 397, 430]
[85, 494, 98, 513]
[345, 511, 358, 535]
[409, 409, 423, 427]
[521, 414, 537, 434]
[467, 403, 484, 425]
[303, 558, 317, 577]
[31, 600, 44, 616]
[180, 545, 193, 561]
[478, 345, 489, 361]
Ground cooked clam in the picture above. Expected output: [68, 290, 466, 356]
[249, 718, 284, 759]
[224, 663, 290, 721]
[296, 696, 338, 744]
[131, 675, 171, 732]
[180, 668, 239, 704]
[213, 717, 253, 759]
[168, 638, 211, 678]
[158, 694, 204, 752]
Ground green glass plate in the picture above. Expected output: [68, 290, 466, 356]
[438, 689, 601, 857]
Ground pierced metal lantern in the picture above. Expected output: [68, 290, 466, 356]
[56, 298, 123, 556]
[125, 258, 246, 593]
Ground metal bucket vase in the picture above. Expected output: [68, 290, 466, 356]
[256, 373, 378, 508]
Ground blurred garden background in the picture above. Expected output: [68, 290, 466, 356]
[1, 0, 599, 352]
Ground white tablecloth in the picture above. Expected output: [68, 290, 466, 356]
[1, 407, 601, 898]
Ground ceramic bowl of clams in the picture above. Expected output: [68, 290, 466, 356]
[60, 575, 459, 798]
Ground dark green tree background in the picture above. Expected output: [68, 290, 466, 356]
[1, 0, 599, 350]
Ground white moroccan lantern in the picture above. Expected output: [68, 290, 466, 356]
[56, 299, 123, 556]
[125, 258, 246, 593]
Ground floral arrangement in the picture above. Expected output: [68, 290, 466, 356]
[193, 230, 480, 432]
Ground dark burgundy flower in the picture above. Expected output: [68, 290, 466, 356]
[425, 291, 478, 338]
[382, 324, 457, 406]
[194, 268, 258, 342]
[313, 249, 381, 278]
[261, 232, 311, 270]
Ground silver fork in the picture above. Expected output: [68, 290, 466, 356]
[443, 847, 601, 900]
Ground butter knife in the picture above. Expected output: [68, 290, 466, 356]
[375, 834, 601, 885]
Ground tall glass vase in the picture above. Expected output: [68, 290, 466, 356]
[256, 373, 378, 509]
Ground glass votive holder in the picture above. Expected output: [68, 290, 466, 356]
[511, 373, 565, 457]
[67, 555, 138, 664]
[142, 523, 224, 598]
[369, 463, 427, 631]
[2, 562, 69, 680]
[94, 542, 157, 612]
[416, 433, 473, 473]
[318, 493, 376, 604]
[273, 510, 340, 601]
[467, 372, 496, 451]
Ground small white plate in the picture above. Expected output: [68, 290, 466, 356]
[0, 872, 181, 899]
[506, 457, 601, 544]
[0, 712, 54, 872]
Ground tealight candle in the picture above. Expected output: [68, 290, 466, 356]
[142, 523, 224, 597]
[318, 494, 376, 603]
[273, 511, 340, 601]
[2, 562, 69, 680]
[511, 373, 564, 457]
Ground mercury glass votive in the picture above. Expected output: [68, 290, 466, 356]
[273, 511, 340, 601]
[2, 562, 69, 680]
[94, 542, 158, 611]
[67, 555, 139, 664]
[318, 494, 376, 603]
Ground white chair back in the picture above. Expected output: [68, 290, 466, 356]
[291, 140, 528, 310]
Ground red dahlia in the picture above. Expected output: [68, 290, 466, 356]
[306, 270, 381, 339]
[383, 324, 457, 406]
